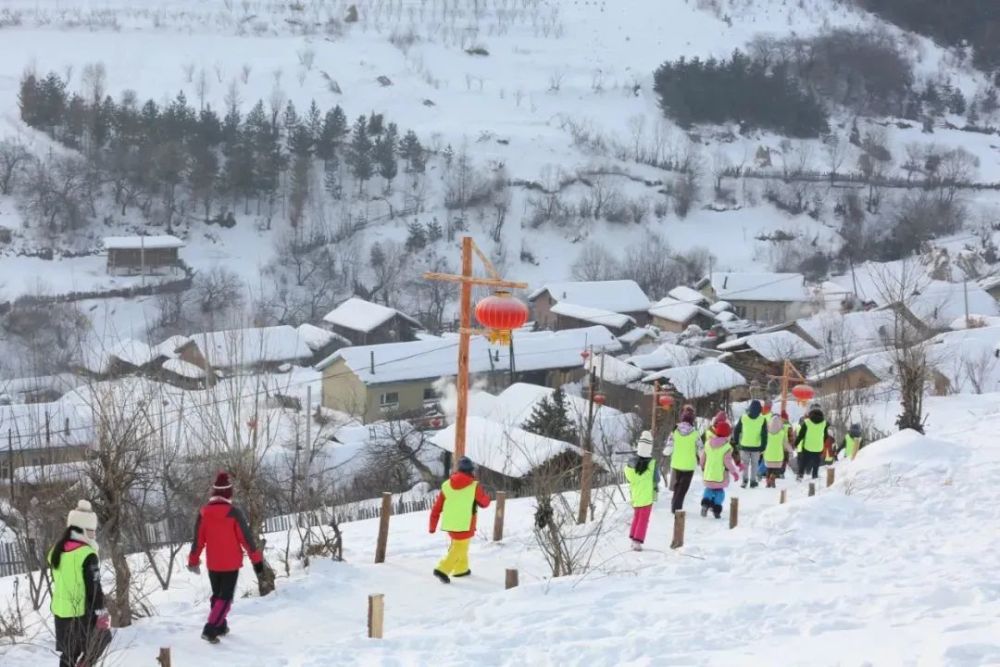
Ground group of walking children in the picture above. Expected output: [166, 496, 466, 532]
[623, 401, 866, 544]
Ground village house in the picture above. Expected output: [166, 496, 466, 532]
[529, 280, 651, 329]
[978, 275, 1000, 302]
[716, 330, 821, 383]
[322, 297, 422, 346]
[808, 350, 950, 399]
[177, 325, 312, 373]
[697, 272, 813, 325]
[0, 400, 92, 486]
[641, 360, 749, 418]
[78, 338, 166, 378]
[297, 323, 350, 365]
[647, 297, 716, 333]
[548, 302, 636, 336]
[616, 326, 659, 353]
[104, 235, 184, 275]
[316, 326, 621, 423]
[429, 416, 611, 495]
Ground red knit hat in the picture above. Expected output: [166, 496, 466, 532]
[712, 411, 727, 425]
[212, 471, 233, 499]
[713, 420, 732, 439]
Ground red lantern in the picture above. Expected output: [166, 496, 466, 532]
[580, 349, 591, 361]
[791, 384, 815, 406]
[592, 393, 606, 405]
[475, 291, 529, 345]
[657, 394, 674, 410]
[431, 417, 442, 429]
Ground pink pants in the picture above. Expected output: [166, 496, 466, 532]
[629, 504, 653, 543]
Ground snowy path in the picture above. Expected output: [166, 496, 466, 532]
[5, 396, 1000, 666]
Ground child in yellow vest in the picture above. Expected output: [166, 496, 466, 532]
[763, 414, 796, 488]
[624, 431, 661, 551]
[699, 420, 741, 519]
[665, 405, 702, 513]
[429, 457, 491, 583]
[841, 423, 863, 460]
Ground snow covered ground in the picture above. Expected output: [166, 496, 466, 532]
[3, 392, 999, 666]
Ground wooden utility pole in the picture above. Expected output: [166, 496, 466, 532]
[492, 491, 506, 542]
[424, 237, 527, 460]
[729, 497, 739, 529]
[374, 492, 392, 564]
[577, 351, 597, 525]
[670, 510, 685, 549]
[771, 360, 809, 415]
[505, 569, 519, 590]
[156, 648, 172, 667]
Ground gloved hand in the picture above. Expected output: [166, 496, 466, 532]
[253, 560, 265, 576]
[731, 471, 740, 482]
[187, 563, 201, 575]
[95, 610, 111, 630]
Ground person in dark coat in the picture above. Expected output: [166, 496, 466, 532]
[795, 403, 832, 480]
[188, 472, 264, 643]
[49, 499, 112, 667]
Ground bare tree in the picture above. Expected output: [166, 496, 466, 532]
[571, 242, 621, 282]
[0, 138, 31, 195]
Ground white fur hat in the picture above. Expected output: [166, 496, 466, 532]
[67, 500, 98, 531]
[636, 430, 654, 458]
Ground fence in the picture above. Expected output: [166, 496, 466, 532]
[0, 471, 630, 577]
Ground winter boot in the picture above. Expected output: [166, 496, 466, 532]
[433, 569, 451, 584]
[201, 631, 220, 645]
[712, 504, 722, 519]
[631, 539, 643, 551]
[749, 480, 759, 489]
[740, 480, 748, 489]
[452, 570, 471, 577]
[700, 498, 710, 517]
[218, 622, 230, 637]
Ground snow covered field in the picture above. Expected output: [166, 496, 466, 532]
[2, 392, 999, 666]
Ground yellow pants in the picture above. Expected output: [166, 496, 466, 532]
[436, 537, 471, 575]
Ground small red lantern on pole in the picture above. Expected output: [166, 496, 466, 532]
[592, 393, 606, 405]
[791, 384, 815, 406]
[475, 290, 529, 345]
[657, 394, 674, 410]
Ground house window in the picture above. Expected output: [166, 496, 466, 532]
[423, 387, 438, 404]
[379, 392, 399, 409]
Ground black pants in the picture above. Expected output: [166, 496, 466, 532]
[204, 570, 239, 637]
[799, 451, 821, 479]
[671, 470, 694, 512]
[55, 615, 111, 667]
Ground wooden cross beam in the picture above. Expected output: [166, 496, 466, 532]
[423, 236, 528, 460]
[767, 360, 809, 415]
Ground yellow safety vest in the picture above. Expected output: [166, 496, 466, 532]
[49, 545, 95, 618]
[703, 444, 732, 484]
[739, 414, 766, 448]
[802, 420, 827, 453]
[764, 425, 789, 464]
[440, 480, 478, 532]
[625, 459, 657, 508]
[845, 434, 861, 459]
[671, 431, 699, 472]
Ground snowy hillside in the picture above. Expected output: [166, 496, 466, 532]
[2, 392, 999, 665]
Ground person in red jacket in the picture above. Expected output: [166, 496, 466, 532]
[428, 456, 491, 584]
[188, 472, 264, 644]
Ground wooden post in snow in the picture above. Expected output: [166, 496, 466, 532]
[156, 648, 172, 667]
[670, 510, 685, 549]
[779, 489, 787, 505]
[492, 491, 506, 542]
[729, 497, 739, 529]
[808, 482, 816, 497]
[374, 492, 392, 564]
[505, 569, 519, 590]
[367, 594, 384, 639]
[826, 466, 835, 488]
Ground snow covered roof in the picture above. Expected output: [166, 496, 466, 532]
[13, 461, 88, 485]
[667, 286, 708, 305]
[322, 298, 420, 333]
[710, 300, 734, 314]
[908, 281, 1000, 327]
[189, 326, 312, 367]
[717, 331, 820, 362]
[585, 353, 645, 386]
[642, 361, 747, 399]
[551, 301, 635, 329]
[949, 315, 1000, 330]
[0, 400, 93, 451]
[430, 416, 601, 478]
[529, 280, 650, 313]
[708, 272, 810, 303]
[163, 358, 205, 379]
[81, 338, 160, 374]
[626, 343, 699, 371]
[0, 374, 79, 400]
[794, 310, 895, 353]
[297, 323, 347, 352]
[317, 326, 621, 384]
[978, 275, 1000, 291]
[152, 335, 191, 359]
[809, 350, 896, 383]
[648, 297, 713, 324]
[617, 326, 656, 346]
[103, 235, 184, 250]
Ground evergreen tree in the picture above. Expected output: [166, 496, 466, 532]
[348, 114, 373, 193]
[368, 111, 384, 136]
[405, 220, 427, 252]
[426, 218, 443, 242]
[982, 87, 999, 115]
[375, 122, 398, 193]
[522, 387, 578, 443]
[323, 157, 342, 200]
[949, 88, 967, 115]
[399, 130, 425, 172]
[289, 122, 313, 157]
[306, 99, 322, 142]
[316, 105, 348, 164]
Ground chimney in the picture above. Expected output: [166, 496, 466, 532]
[370, 351, 375, 374]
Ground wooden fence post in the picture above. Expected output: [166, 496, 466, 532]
[493, 491, 506, 542]
[156, 648, 172, 667]
[367, 594, 384, 639]
[826, 466, 835, 488]
[505, 568, 519, 590]
[577, 451, 593, 525]
[779, 489, 787, 505]
[670, 510, 685, 549]
[808, 482, 816, 497]
[729, 497, 738, 529]
[374, 492, 392, 564]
